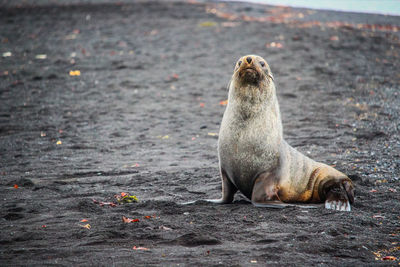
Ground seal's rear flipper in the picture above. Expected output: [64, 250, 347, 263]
[322, 178, 354, 212]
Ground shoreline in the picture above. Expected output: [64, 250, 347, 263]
[222, 0, 400, 17]
[206, 0, 400, 29]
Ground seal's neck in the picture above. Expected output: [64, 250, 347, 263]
[227, 79, 283, 138]
[228, 80, 275, 113]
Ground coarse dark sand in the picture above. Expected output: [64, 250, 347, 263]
[0, 0, 399, 265]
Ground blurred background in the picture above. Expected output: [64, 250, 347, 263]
[2, 0, 400, 16]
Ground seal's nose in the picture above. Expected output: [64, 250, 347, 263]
[246, 57, 252, 64]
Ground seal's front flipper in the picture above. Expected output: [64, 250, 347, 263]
[251, 172, 321, 209]
[181, 199, 228, 205]
[251, 172, 290, 209]
[182, 169, 237, 205]
[322, 178, 354, 212]
[252, 201, 288, 209]
[181, 200, 203, 205]
[252, 201, 320, 209]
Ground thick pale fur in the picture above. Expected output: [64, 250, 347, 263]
[218, 55, 352, 204]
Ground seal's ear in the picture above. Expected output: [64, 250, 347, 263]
[227, 80, 231, 90]
[268, 72, 274, 81]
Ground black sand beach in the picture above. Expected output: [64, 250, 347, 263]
[0, 0, 399, 265]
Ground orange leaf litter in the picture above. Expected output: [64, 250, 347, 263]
[122, 216, 140, 223]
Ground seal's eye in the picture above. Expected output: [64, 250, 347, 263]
[260, 61, 266, 67]
[238, 61, 242, 67]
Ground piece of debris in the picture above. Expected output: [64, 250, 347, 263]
[115, 192, 139, 204]
[122, 216, 140, 223]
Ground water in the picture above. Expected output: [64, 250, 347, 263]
[229, 0, 400, 16]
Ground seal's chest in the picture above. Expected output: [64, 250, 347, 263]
[234, 124, 270, 156]
[220, 126, 273, 171]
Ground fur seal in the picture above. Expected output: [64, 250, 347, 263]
[202, 55, 354, 211]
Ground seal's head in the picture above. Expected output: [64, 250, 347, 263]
[233, 55, 274, 86]
[230, 55, 275, 104]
